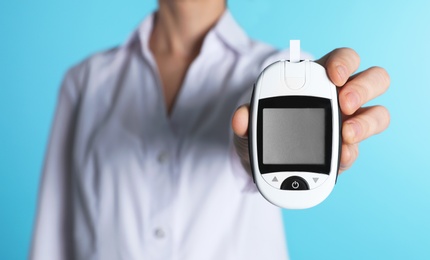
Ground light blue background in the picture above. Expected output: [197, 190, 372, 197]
[0, 0, 429, 259]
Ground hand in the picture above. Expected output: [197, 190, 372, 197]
[231, 48, 390, 174]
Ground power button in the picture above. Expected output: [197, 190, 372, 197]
[281, 176, 309, 190]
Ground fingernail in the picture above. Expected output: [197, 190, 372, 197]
[337, 65, 348, 82]
[345, 121, 361, 142]
[340, 151, 349, 170]
[346, 92, 360, 111]
[339, 145, 350, 171]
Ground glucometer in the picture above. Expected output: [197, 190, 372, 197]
[249, 40, 341, 209]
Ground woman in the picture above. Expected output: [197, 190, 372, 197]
[30, 0, 390, 259]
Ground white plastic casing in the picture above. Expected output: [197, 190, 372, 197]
[249, 60, 340, 209]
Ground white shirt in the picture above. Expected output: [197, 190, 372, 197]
[31, 11, 301, 260]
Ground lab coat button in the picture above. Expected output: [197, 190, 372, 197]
[154, 228, 166, 239]
[157, 152, 169, 163]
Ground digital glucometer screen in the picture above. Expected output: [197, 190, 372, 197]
[262, 108, 325, 165]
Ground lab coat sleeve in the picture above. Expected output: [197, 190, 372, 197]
[29, 67, 81, 260]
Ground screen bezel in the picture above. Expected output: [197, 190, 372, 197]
[257, 96, 333, 174]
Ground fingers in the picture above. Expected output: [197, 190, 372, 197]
[342, 105, 390, 145]
[316, 48, 361, 86]
[231, 105, 250, 138]
[317, 49, 390, 174]
[339, 143, 359, 174]
[339, 66, 391, 115]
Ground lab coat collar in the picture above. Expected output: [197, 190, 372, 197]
[123, 10, 251, 55]
[213, 10, 251, 54]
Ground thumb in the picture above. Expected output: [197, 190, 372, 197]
[232, 105, 252, 174]
[232, 104, 250, 137]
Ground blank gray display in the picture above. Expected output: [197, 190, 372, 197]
[263, 108, 325, 164]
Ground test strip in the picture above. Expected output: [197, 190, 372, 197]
[290, 40, 300, 63]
